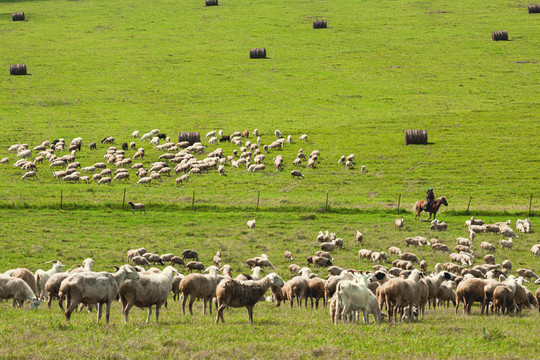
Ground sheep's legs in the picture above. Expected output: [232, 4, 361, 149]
[105, 302, 111, 324]
[146, 306, 152, 323]
[189, 298, 196, 315]
[181, 294, 188, 315]
[123, 302, 133, 323]
[155, 305, 161, 323]
[97, 303, 103, 322]
[247, 306, 254, 323]
[215, 304, 226, 323]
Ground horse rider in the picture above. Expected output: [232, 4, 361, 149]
[424, 187, 435, 211]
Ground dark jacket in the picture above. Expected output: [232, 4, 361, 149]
[426, 190, 435, 202]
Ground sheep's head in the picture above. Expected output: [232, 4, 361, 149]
[124, 265, 140, 280]
[27, 298, 41, 310]
[205, 266, 219, 275]
[267, 273, 284, 287]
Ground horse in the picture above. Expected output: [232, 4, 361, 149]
[413, 196, 448, 221]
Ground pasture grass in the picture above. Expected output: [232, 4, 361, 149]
[0, 209, 539, 359]
[0, 0, 538, 213]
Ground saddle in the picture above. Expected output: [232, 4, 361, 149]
[424, 202, 432, 211]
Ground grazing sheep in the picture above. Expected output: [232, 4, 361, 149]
[132, 256, 151, 267]
[483, 254, 496, 265]
[136, 177, 152, 186]
[516, 268, 538, 281]
[142, 253, 165, 266]
[247, 220, 256, 229]
[290, 170, 305, 179]
[179, 266, 223, 315]
[336, 277, 385, 324]
[182, 249, 199, 261]
[377, 269, 424, 323]
[480, 242, 496, 253]
[215, 273, 285, 323]
[0, 275, 41, 309]
[500, 238, 513, 250]
[400, 252, 419, 264]
[501, 260, 512, 272]
[284, 251, 293, 261]
[128, 202, 146, 214]
[358, 249, 373, 262]
[246, 257, 275, 269]
[404, 236, 431, 247]
[430, 219, 448, 231]
[119, 266, 177, 323]
[468, 225, 487, 233]
[59, 265, 139, 323]
[21, 171, 38, 180]
[388, 247, 402, 256]
[288, 264, 301, 274]
[97, 176, 111, 185]
[44, 272, 71, 310]
[186, 261, 205, 273]
[35, 261, 66, 300]
[499, 226, 517, 239]
[432, 243, 450, 253]
[307, 256, 333, 268]
[171, 256, 186, 268]
[395, 219, 404, 229]
[11, 268, 38, 297]
[283, 276, 309, 308]
[531, 244, 540, 258]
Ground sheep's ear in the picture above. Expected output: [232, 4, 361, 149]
[110, 265, 120, 271]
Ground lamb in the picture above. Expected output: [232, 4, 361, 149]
[215, 273, 285, 323]
[499, 238, 513, 250]
[128, 202, 146, 214]
[179, 266, 221, 315]
[291, 170, 305, 179]
[516, 268, 538, 281]
[0, 274, 41, 309]
[186, 261, 205, 273]
[247, 219, 256, 229]
[480, 242, 496, 253]
[11, 268, 38, 297]
[388, 247, 402, 256]
[59, 265, 139, 323]
[395, 219, 404, 229]
[35, 261, 66, 300]
[455, 278, 487, 314]
[119, 266, 177, 323]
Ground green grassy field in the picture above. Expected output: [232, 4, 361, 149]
[0, 0, 539, 212]
[1, 0, 539, 358]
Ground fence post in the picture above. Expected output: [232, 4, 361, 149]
[60, 190, 63, 210]
[122, 189, 126, 210]
[529, 194, 533, 217]
[466, 196, 472, 215]
[256, 190, 260, 212]
[191, 191, 195, 211]
[325, 191, 329, 212]
[397, 194, 401, 213]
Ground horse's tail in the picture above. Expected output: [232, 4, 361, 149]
[413, 201, 419, 211]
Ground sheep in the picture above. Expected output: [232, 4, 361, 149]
[119, 266, 177, 323]
[11, 268, 38, 297]
[454, 278, 487, 314]
[289, 264, 301, 274]
[432, 243, 450, 253]
[182, 249, 199, 261]
[246, 257, 275, 269]
[283, 276, 309, 308]
[388, 247, 402, 256]
[436, 280, 456, 308]
[468, 225, 487, 233]
[136, 177, 152, 186]
[274, 129, 282, 138]
[179, 266, 221, 315]
[21, 171, 38, 180]
[377, 269, 424, 323]
[0, 274, 41, 309]
[455, 245, 473, 254]
[327, 266, 344, 276]
[480, 242, 496, 253]
[215, 273, 285, 323]
[113, 172, 129, 182]
[284, 251, 293, 261]
[420, 260, 427, 272]
[142, 253, 165, 266]
[320, 241, 336, 252]
[290, 170, 305, 179]
[395, 219, 404, 229]
[236, 266, 264, 281]
[186, 261, 205, 273]
[531, 244, 540, 258]
[59, 265, 139, 323]
[336, 277, 384, 324]
[456, 237, 473, 248]
[516, 268, 538, 281]
[500, 238, 513, 250]
[97, 176, 111, 185]
[132, 256, 151, 267]
[44, 272, 71, 310]
[307, 256, 332, 268]
[483, 254, 496, 265]
[170, 256, 186, 268]
[430, 219, 447, 231]
[35, 261, 66, 300]
[404, 236, 431, 247]
[128, 202, 146, 214]
[499, 226, 517, 239]
[358, 249, 372, 262]
[400, 252, 419, 264]
[247, 220, 256, 229]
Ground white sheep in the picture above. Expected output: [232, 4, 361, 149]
[247, 219, 256, 229]
[0, 274, 41, 309]
[97, 176, 111, 185]
[179, 266, 221, 315]
[499, 226, 517, 239]
[21, 171, 37, 180]
[395, 219, 404, 229]
[275, 129, 282, 138]
[300, 134, 308, 141]
[59, 265, 139, 323]
[500, 238, 513, 250]
[136, 177, 152, 186]
[119, 266, 177, 323]
[530, 244, 540, 258]
[35, 261, 66, 300]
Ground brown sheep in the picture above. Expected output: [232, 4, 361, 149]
[284, 277, 309, 308]
[378, 269, 423, 323]
[516, 268, 539, 281]
[480, 242, 496, 253]
[179, 267, 219, 315]
[432, 243, 450, 253]
[483, 254, 496, 265]
[11, 268, 38, 297]
[492, 286, 514, 314]
[455, 278, 487, 315]
[186, 261, 205, 273]
[501, 260, 512, 272]
[436, 280, 456, 308]
[536, 287, 540, 313]
[400, 252, 419, 264]
[288, 264, 301, 274]
[307, 277, 326, 309]
[307, 256, 332, 268]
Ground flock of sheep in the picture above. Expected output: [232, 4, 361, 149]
[1, 216, 538, 325]
[2, 128, 364, 187]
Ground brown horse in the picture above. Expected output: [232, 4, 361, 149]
[414, 196, 448, 221]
